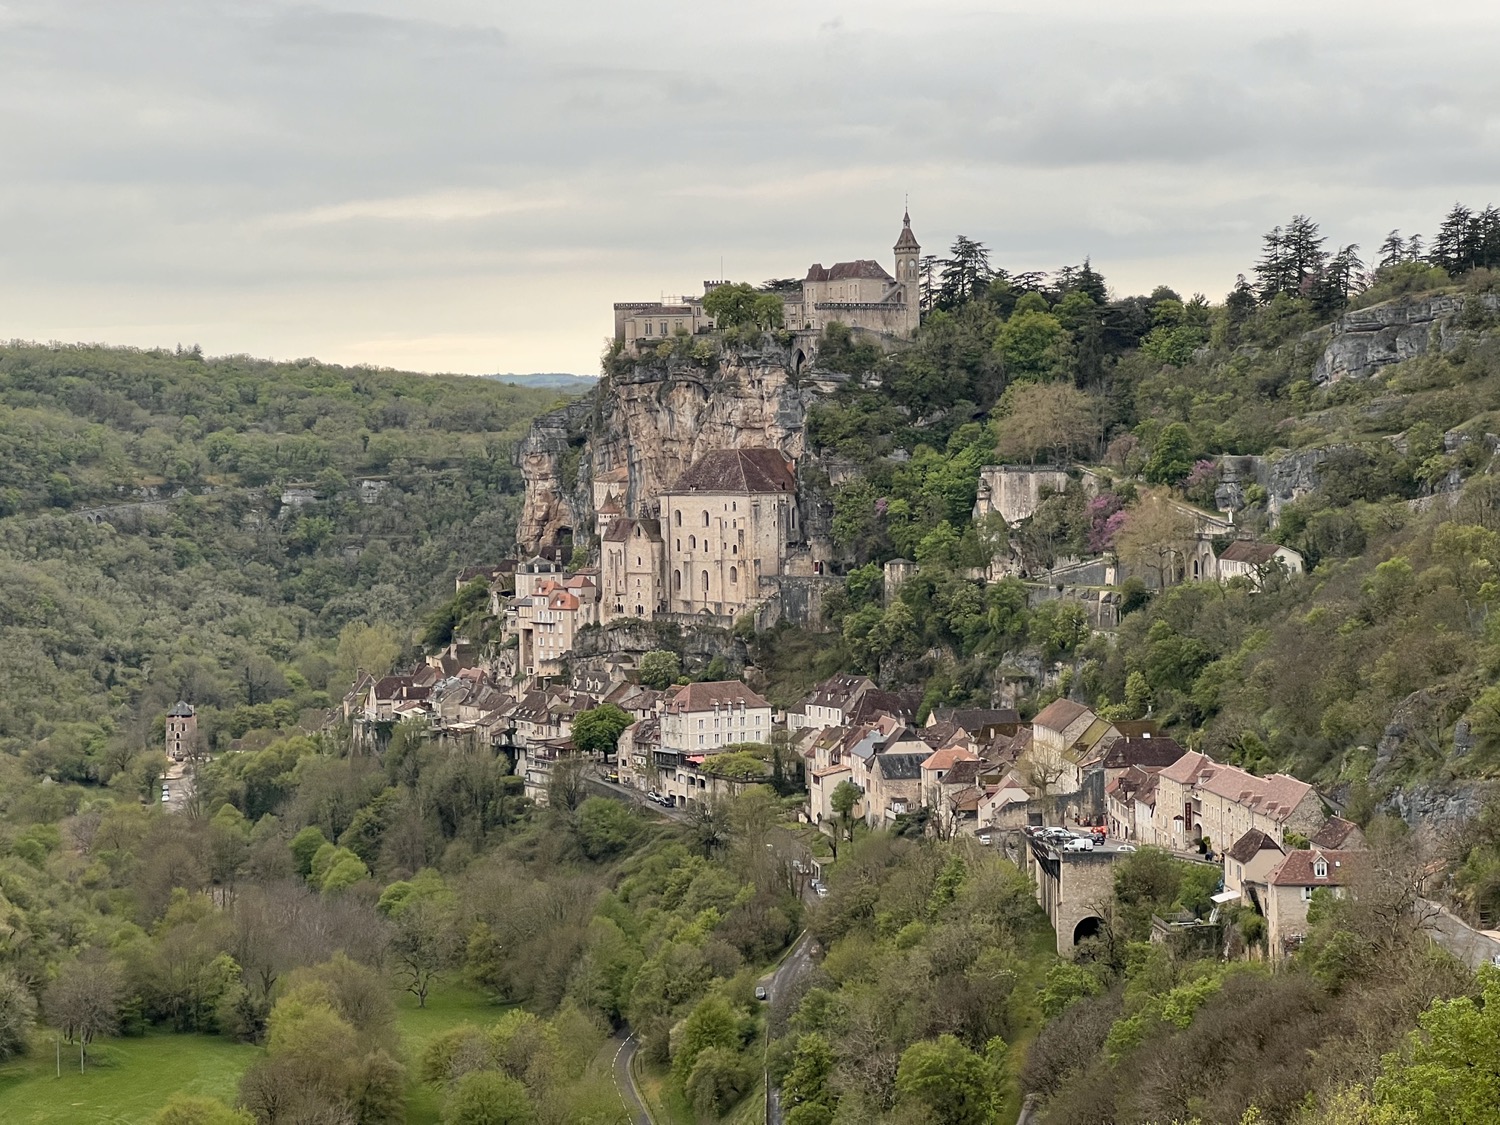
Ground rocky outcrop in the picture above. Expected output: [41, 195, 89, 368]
[1311, 292, 1500, 384]
[1215, 448, 1338, 520]
[515, 398, 594, 559]
[517, 345, 821, 556]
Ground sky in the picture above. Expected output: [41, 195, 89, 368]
[2, 1, 1499, 377]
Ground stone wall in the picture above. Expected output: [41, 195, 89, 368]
[975, 466, 1082, 525]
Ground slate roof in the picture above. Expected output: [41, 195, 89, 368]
[802, 674, 875, 712]
[848, 690, 920, 725]
[874, 752, 930, 781]
[1226, 828, 1284, 865]
[805, 259, 895, 283]
[932, 707, 1020, 734]
[602, 516, 663, 543]
[1102, 735, 1187, 772]
[894, 211, 920, 251]
[167, 701, 195, 718]
[942, 759, 985, 787]
[668, 449, 796, 494]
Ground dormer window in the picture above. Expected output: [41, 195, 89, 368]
[1313, 858, 1328, 879]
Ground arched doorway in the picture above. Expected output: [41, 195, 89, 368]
[792, 348, 806, 374]
[1073, 916, 1103, 945]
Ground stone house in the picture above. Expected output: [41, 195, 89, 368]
[1151, 751, 1325, 854]
[1026, 699, 1122, 795]
[1099, 734, 1186, 784]
[1106, 766, 1160, 842]
[659, 681, 773, 755]
[617, 716, 660, 791]
[661, 449, 801, 620]
[928, 707, 1021, 741]
[514, 575, 599, 678]
[1222, 828, 1286, 898]
[788, 674, 877, 732]
[1310, 816, 1366, 850]
[1192, 539, 1306, 587]
[866, 751, 931, 826]
[921, 746, 983, 828]
[1258, 848, 1363, 959]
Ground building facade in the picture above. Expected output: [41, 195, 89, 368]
[165, 701, 197, 761]
[600, 517, 665, 622]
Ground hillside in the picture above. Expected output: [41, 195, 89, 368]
[0, 342, 566, 757]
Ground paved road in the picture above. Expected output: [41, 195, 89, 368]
[1422, 898, 1500, 970]
[609, 1031, 652, 1125]
[762, 931, 818, 1125]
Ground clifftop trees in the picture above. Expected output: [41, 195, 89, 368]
[704, 282, 785, 331]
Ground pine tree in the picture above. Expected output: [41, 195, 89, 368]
[1378, 230, 1406, 269]
[1285, 215, 1328, 295]
[1254, 225, 1292, 302]
[1432, 203, 1474, 273]
[918, 255, 939, 312]
[936, 236, 992, 309]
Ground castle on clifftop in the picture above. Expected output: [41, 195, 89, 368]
[612, 212, 922, 353]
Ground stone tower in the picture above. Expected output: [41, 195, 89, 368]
[894, 208, 921, 336]
[165, 701, 197, 761]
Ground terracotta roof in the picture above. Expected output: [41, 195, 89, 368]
[1220, 540, 1281, 564]
[1310, 816, 1363, 850]
[663, 680, 771, 713]
[667, 449, 796, 494]
[597, 494, 623, 516]
[805, 259, 895, 283]
[1226, 828, 1284, 865]
[921, 746, 981, 772]
[1102, 735, 1187, 772]
[1159, 750, 1212, 785]
[1268, 849, 1363, 887]
[547, 590, 580, 610]
[1033, 698, 1092, 732]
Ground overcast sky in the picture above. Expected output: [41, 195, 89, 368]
[3, 1, 1498, 376]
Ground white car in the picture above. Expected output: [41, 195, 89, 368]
[1063, 836, 1094, 852]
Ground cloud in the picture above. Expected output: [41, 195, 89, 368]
[2, 0, 1500, 374]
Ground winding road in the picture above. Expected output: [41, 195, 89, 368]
[763, 931, 819, 1125]
[609, 1031, 652, 1125]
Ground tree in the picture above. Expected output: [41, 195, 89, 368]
[996, 307, 1070, 381]
[1373, 965, 1500, 1123]
[390, 894, 459, 1008]
[937, 236, 993, 308]
[574, 797, 639, 860]
[547, 757, 588, 813]
[1143, 423, 1197, 485]
[638, 650, 681, 690]
[45, 955, 123, 1062]
[289, 825, 329, 878]
[703, 282, 785, 331]
[335, 621, 402, 685]
[992, 382, 1100, 465]
[571, 704, 631, 756]
[830, 780, 862, 843]
[1378, 230, 1407, 269]
[443, 1070, 536, 1125]
[1115, 490, 1194, 588]
[0, 970, 37, 1060]
[783, 1033, 838, 1125]
[895, 1034, 994, 1125]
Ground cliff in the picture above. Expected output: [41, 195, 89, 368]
[1311, 291, 1500, 384]
[517, 345, 824, 556]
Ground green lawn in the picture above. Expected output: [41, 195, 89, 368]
[0, 982, 512, 1125]
[0, 1031, 258, 1125]
[394, 980, 514, 1125]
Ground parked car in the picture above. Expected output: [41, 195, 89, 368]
[977, 832, 993, 846]
[604, 772, 619, 784]
[1116, 843, 1137, 853]
[1063, 836, 1094, 852]
[754, 986, 768, 1001]
[815, 885, 829, 898]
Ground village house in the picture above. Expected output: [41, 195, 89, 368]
[659, 681, 772, 754]
[1222, 828, 1286, 898]
[1191, 539, 1306, 587]
[1100, 734, 1186, 783]
[788, 674, 877, 732]
[921, 745, 983, 819]
[1025, 699, 1123, 795]
[865, 750, 931, 826]
[1106, 767, 1160, 842]
[513, 573, 599, 678]
[165, 702, 198, 761]
[617, 716, 660, 791]
[1257, 848, 1363, 959]
[927, 707, 1021, 741]
[1151, 751, 1325, 854]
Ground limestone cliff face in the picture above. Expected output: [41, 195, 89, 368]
[1311, 292, 1500, 384]
[517, 346, 822, 556]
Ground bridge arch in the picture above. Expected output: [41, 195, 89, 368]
[1072, 916, 1103, 945]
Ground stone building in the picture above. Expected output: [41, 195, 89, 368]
[599, 517, 665, 622]
[165, 701, 197, 761]
[661, 449, 801, 619]
[514, 575, 598, 678]
[612, 213, 921, 354]
[658, 680, 772, 754]
[1151, 751, 1325, 854]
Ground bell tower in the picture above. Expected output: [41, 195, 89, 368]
[893, 208, 921, 336]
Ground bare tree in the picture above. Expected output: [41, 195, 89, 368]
[45, 955, 122, 1062]
[390, 896, 458, 1008]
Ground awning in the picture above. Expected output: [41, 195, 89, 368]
[1210, 890, 1241, 904]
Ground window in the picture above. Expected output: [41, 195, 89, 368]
[1313, 858, 1328, 879]
[689, 535, 696, 549]
[675, 510, 682, 526]
[660, 322, 667, 336]
[1301, 886, 1314, 902]
[673, 569, 681, 591]
[701, 570, 709, 593]
[729, 566, 737, 584]
[645, 322, 653, 336]
[702, 511, 709, 527]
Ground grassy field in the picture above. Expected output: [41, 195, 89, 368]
[0, 1031, 258, 1125]
[0, 980, 510, 1125]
